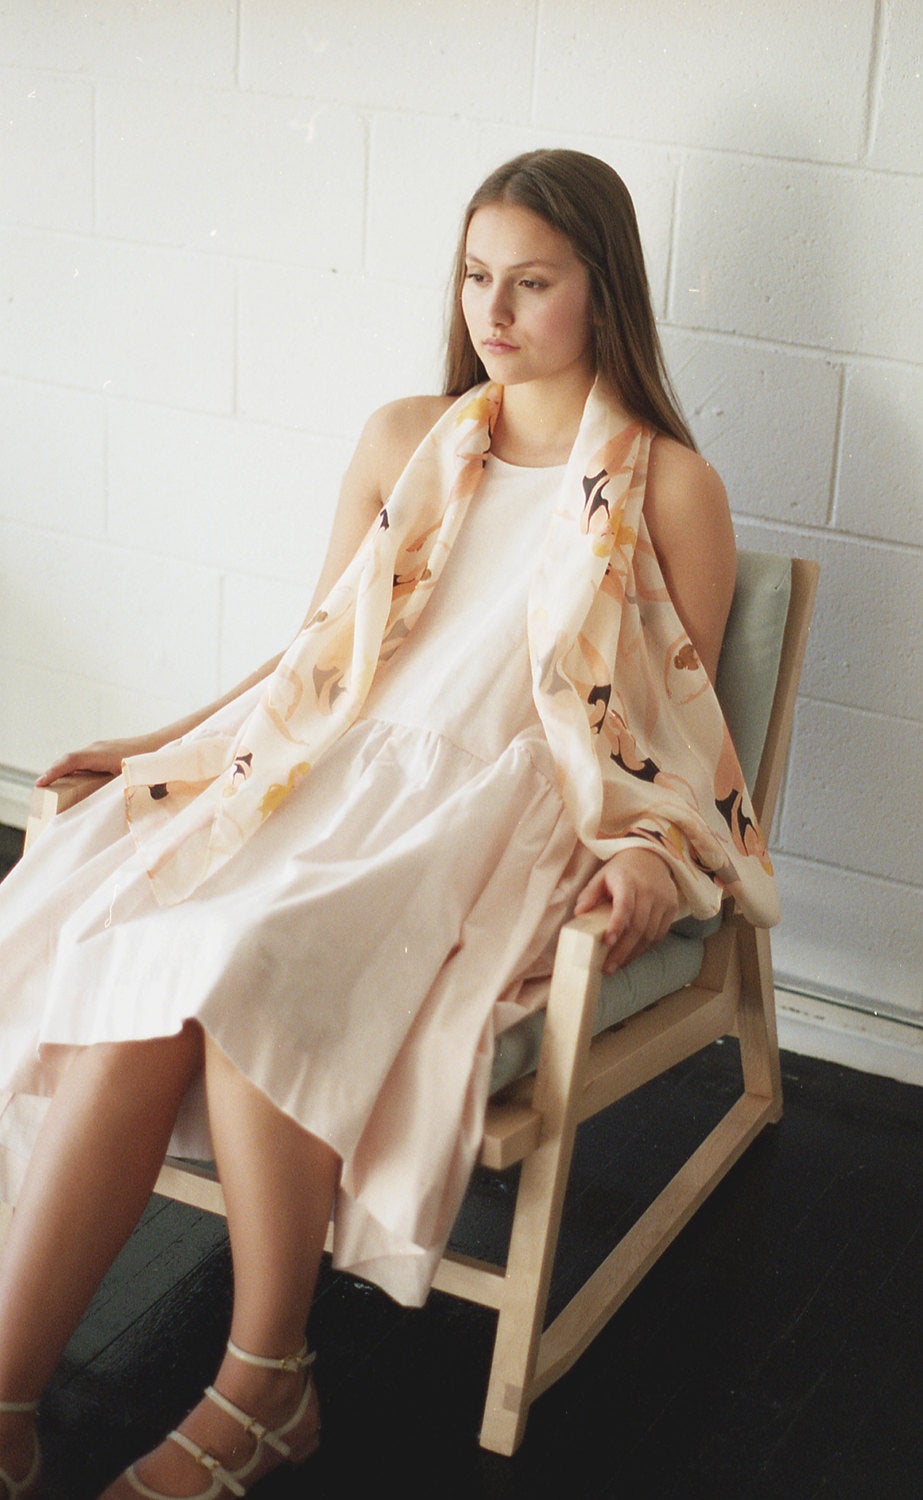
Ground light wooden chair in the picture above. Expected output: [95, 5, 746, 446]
[10, 549, 818, 1457]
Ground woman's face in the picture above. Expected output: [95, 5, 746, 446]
[461, 201, 594, 391]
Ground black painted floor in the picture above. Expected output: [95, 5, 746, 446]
[2, 825, 921, 1498]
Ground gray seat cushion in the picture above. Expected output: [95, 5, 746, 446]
[490, 929, 706, 1095]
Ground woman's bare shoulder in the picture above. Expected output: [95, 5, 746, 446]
[645, 433, 735, 681]
[364, 394, 455, 446]
[374, 394, 455, 445]
[305, 395, 457, 616]
[646, 433, 727, 510]
[361, 395, 456, 501]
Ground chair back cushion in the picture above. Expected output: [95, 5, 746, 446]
[672, 548, 791, 941]
[716, 549, 792, 790]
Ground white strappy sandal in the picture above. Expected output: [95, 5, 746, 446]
[121, 1340, 318, 1499]
[0, 1400, 41, 1500]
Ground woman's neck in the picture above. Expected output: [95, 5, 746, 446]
[490, 369, 623, 467]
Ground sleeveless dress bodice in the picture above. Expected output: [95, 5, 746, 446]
[361, 454, 560, 758]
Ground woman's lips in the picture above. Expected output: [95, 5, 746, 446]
[483, 339, 518, 353]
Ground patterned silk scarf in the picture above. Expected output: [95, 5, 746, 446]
[123, 380, 779, 927]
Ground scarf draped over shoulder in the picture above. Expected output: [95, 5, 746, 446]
[123, 380, 780, 927]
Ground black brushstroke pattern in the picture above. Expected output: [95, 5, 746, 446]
[715, 789, 758, 848]
[582, 468, 610, 526]
[587, 683, 611, 731]
[610, 749, 660, 784]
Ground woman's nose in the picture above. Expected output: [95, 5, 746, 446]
[488, 288, 512, 327]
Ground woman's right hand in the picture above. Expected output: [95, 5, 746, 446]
[36, 734, 165, 788]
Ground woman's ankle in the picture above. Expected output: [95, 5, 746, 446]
[212, 1351, 306, 1427]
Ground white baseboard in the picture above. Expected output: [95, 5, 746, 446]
[776, 989, 923, 1087]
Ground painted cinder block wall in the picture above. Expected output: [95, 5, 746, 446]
[0, 0, 920, 1024]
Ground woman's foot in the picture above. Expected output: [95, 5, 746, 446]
[100, 1341, 319, 1499]
[0, 1405, 41, 1500]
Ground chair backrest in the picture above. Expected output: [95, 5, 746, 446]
[716, 550, 792, 793]
[670, 548, 818, 943]
[716, 549, 819, 833]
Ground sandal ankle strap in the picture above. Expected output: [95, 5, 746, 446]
[166, 1429, 246, 1497]
[225, 1337, 314, 1375]
[0, 1400, 38, 1414]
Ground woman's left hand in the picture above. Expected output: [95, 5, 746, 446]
[573, 847, 679, 974]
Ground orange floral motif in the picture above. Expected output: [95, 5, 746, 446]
[674, 643, 699, 671]
[259, 762, 311, 820]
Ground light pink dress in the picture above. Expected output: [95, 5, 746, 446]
[0, 457, 598, 1305]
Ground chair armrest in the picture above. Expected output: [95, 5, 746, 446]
[530, 904, 608, 1108]
[25, 772, 113, 852]
[561, 906, 610, 942]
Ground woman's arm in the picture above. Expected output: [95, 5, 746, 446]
[643, 435, 736, 684]
[575, 438, 736, 969]
[35, 655, 287, 785]
[298, 394, 454, 621]
[38, 396, 451, 787]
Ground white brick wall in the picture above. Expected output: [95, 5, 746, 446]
[0, 0, 920, 1025]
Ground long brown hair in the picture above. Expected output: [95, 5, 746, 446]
[443, 149, 696, 450]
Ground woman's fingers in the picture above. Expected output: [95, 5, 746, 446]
[602, 894, 669, 972]
[574, 848, 679, 974]
[36, 741, 129, 786]
[573, 866, 609, 915]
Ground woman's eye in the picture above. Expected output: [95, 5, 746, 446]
[465, 271, 487, 283]
[520, 279, 546, 290]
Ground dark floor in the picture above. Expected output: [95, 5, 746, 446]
[2, 824, 921, 1499]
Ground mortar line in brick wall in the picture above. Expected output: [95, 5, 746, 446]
[231, 263, 240, 416]
[90, 83, 98, 231]
[102, 397, 110, 534]
[0, 370, 358, 450]
[658, 320, 922, 376]
[529, 0, 542, 124]
[732, 510, 923, 559]
[0, 514, 233, 581]
[8, 221, 395, 281]
[0, 370, 235, 423]
[217, 572, 228, 687]
[862, 0, 888, 163]
[674, 137, 920, 181]
[6, 217, 912, 320]
[790, 691, 923, 731]
[826, 363, 848, 528]
[660, 322, 923, 370]
[360, 113, 371, 275]
[662, 151, 684, 320]
[0, 370, 232, 425]
[771, 844, 923, 898]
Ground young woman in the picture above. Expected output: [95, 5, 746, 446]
[0, 150, 777, 1498]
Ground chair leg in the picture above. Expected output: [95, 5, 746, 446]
[478, 919, 603, 1455]
[736, 920, 783, 1120]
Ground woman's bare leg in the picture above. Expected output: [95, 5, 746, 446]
[0, 1025, 204, 1487]
[104, 1035, 340, 1497]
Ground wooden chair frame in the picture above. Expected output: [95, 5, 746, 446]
[10, 557, 818, 1456]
